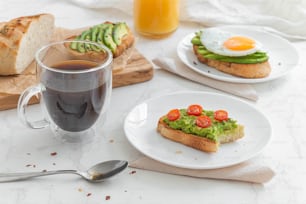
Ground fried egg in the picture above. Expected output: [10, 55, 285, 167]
[200, 28, 262, 57]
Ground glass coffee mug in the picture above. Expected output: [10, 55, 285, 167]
[18, 40, 113, 140]
[134, 0, 180, 38]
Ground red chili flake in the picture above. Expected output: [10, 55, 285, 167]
[26, 164, 37, 168]
[129, 170, 136, 175]
[50, 152, 57, 156]
[105, 195, 111, 200]
[86, 193, 92, 197]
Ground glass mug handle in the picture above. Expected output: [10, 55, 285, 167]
[17, 85, 49, 129]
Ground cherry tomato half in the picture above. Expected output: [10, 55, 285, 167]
[187, 104, 203, 116]
[214, 110, 228, 121]
[167, 109, 180, 121]
[196, 115, 212, 128]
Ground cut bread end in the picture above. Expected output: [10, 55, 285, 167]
[157, 116, 244, 153]
[15, 14, 54, 74]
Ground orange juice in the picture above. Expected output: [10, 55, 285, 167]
[134, 0, 180, 38]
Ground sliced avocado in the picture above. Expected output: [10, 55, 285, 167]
[103, 24, 117, 53]
[89, 26, 103, 51]
[70, 35, 80, 50]
[112, 23, 128, 45]
[96, 26, 105, 45]
[191, 36, 202, 45]
[96, 24, 111, 44]
[84, 30, 92, 51]
[77, 29, 91, 53]
[91, 26, 99, 42]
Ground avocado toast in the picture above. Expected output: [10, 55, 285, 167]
[157, 104, 244, 152]
[66, 22, 134, 58]
[191, 30, 271, 78]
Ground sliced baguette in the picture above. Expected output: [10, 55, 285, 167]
[157, 116, 244, 153]
[0, 14, 55, 75]
[193, 45, 271, 78]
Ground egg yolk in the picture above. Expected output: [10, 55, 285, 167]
[223, 36, 255, 51]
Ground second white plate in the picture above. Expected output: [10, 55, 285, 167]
[124, 91, 272, 169]
[177, 26, 299, 83]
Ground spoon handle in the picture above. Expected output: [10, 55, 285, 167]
[0, 170, 77, 182]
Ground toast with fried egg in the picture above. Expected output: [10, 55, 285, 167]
[191, 29, 271, 78]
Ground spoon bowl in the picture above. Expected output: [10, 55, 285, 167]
[0, 160, 128, 183]
[83, 160, 128, 182]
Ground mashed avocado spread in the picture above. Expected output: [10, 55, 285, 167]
[163, 109, 238, 142]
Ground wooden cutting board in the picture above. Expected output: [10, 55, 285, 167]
[113, 49, 154, 88]
[0, 48, 154, 111]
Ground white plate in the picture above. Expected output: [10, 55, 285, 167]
[177, 26, 299, 83]
[124, 91, 272, 169]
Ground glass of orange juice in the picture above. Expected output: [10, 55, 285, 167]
[134, 0, 180, 38]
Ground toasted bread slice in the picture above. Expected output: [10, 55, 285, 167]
[193, 45, 271, 78]
[157, 116, 244, 153]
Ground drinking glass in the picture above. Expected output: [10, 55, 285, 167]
[134, 0, 180, 38]
[18, 40, 113, 141]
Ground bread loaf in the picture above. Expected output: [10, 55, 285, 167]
[0, 14, 55, 75]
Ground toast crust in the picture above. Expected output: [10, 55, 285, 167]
[193, 45, 271, 78]
[157, 116, 244, 153]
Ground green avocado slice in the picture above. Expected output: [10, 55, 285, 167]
[96, 24, 111, 44]
[103, 25, 117, 53]
[112, 23, 128, 45]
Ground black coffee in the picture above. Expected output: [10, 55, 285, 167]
[42, 60, 108, 132]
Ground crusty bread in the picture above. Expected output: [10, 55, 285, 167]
[193, 45, 271, 78]
[0, 14, 54, 75]
[157, 116, 244, 153]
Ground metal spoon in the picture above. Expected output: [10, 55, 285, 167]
[0, 160, 128, 182]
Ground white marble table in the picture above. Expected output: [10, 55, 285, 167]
[0, 1, 306, 203]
